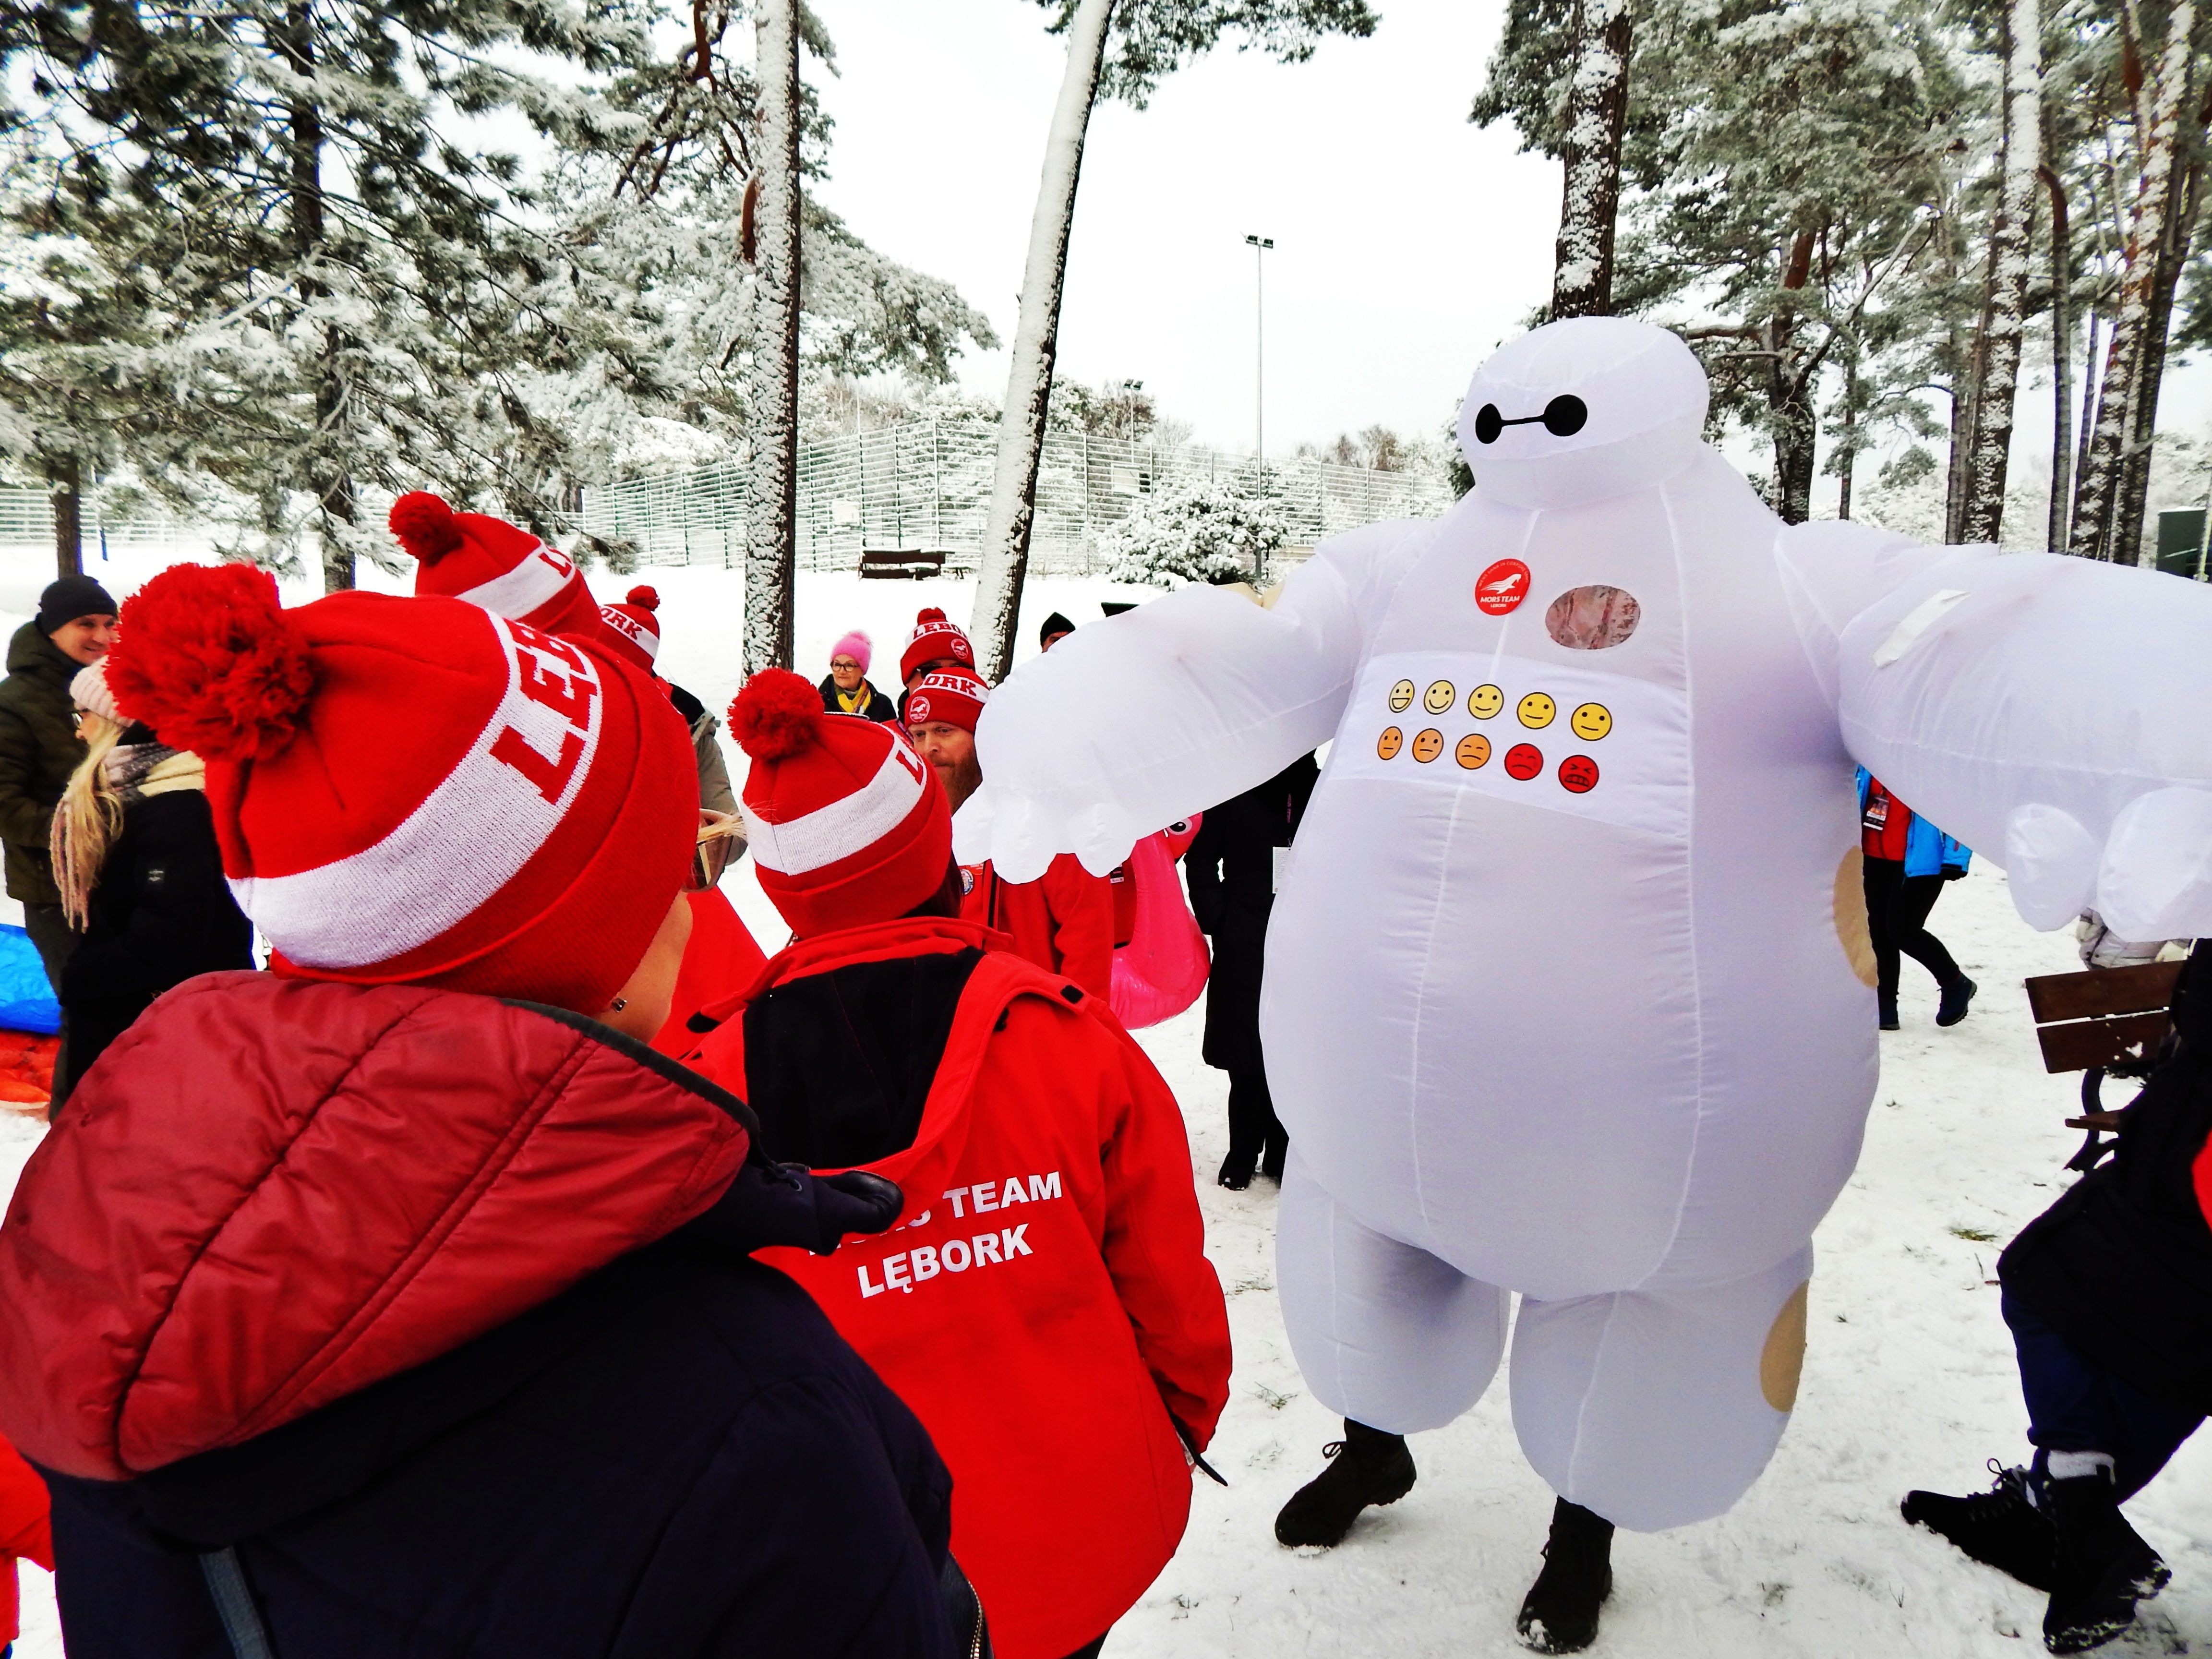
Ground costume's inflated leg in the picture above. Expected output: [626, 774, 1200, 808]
[1277, 1150, 1510, 1433]
[1509, 1247, 1812, 1532]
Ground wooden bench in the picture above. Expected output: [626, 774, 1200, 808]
[859, 547, 949, 580]
[2024, 959, 2183, 1168]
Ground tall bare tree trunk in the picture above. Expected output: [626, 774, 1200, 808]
[2069, 0, 2196, 559]
[2041, 159, 2073, 553]
[745, 0, 802, 672]
[970, 0, 1116, 684]
[47, 451, 83, 579]
[284, 3, 354, 595]
[1960, 0, 2042, 544]
[2115, 158, 2201, 564]
[1769, 231, 1818, 523]
[1551, 0, 1633, 319]
[1837, 350, 1858, 519]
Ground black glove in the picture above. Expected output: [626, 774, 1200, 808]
[682, 1158, 904, 1256]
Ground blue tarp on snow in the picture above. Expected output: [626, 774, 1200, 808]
[0, 924, 60, 1034]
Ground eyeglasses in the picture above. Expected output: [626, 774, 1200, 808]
[830, 658, 861, 671]
[689, 809, 744, 892]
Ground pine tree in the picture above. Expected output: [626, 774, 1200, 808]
[967, 0, 1379, 683]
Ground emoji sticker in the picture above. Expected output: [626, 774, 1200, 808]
[1476, 558, 1532, 617]
[1503, 743, 1543, 780]
[1388, 679, 1416, 713]
[1423, 680, 1456, 715]
[1411, 729, 1445, 763]
[1517, 692, 1557, 729]
[1569, 702, 1612, 741]
[1455, 733, 1491, 769]
[1377, 726, 1404, 760]
[1559, 755, 1600, 793]
[1468, 684, 1504, 719]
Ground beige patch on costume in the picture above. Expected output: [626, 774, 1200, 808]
[1833, 848, 1878, 987]
[1761, 1281, 1810, 1412]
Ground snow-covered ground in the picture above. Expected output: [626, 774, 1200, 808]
[0, 552, 2198, 1655]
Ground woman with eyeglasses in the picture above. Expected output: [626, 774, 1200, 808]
[819, 630, 899, 724]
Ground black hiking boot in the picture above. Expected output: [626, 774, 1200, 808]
[1260, 1129, 1288, 1185]
[2043, 1469, 2168, 1654]
[1878, 993, 1900, 1031]
[1937, 975, 1978, 1027]
[1516, 1498, 1614, 1654]
[1217, 1150, 1257, 1191]
[1274, 1420, 1415, 1546]
[1901, 1462, 2056, 1591]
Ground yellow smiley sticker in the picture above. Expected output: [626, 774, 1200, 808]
[1378, 726, 1404, 760]
[1570, 702, 1612, 741]
[1455, 733, 1491, 769]
[1388, 679, 1416, 713]
[1468, 684, 1504, 719]
[1423, 680, 1456, 715]
[1517, 692, 1557, 729]
[1411, 729, 1445, 763]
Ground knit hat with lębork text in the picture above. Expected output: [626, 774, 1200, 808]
[595, 586, 663, 675]
[103, 563, 697, 1012]
[388, 492, 601, 639]
[899, 608, 976, 682]
[903, 667, 987, 735]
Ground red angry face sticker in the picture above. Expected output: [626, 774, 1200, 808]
[1503, 742, 1543, 780]
[1558, 755, 1600, 793]
[1476, 559, 1531, 617]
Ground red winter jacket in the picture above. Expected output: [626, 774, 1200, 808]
[691, 918, 1231, 1659]
[959, 852, 1113, 1000]
[0, 1431, 49, 1644]
[0, 972, 747, 1480]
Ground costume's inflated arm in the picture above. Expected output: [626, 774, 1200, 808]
[1832, 551, 2212, 941]
[957, 518, 1430, 881]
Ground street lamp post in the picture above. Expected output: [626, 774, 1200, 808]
[1245, 234, 1272, 472]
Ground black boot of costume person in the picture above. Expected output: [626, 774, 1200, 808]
[1901, 1462, 2057, 1591]
[1938, 974, 1979, 1027]
[2043, 1464, 2169, 1654]
[1274, 1419, 1417, 1546]
[1219, 1065, 1289, 1190]
[1515, 1498, 1614, 1654]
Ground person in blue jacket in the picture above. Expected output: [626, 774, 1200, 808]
[1858, 767, 1974, 1030]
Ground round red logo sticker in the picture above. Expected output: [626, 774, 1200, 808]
[1476, 558, 1532, 616]
[1503, 743, 1543, 780]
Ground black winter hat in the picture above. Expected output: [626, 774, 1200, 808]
[37, 575, 118, 636]
[1038, 612, 1075, 648]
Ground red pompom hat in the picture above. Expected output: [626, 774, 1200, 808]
[903, 666, 987, 734]
[729, 669, 950, 937]
[595, 585, 662, 675]
[104, 564, 697, 1012]
[899, 607, 976, 682]
[388, 492, 601, 638]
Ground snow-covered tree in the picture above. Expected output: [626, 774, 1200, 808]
[968, 0, 1380, 683]
[1098, 474, 1290, 587]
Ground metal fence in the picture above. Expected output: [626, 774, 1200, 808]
[578, 421, 1456, 575]
[0, 487, 204, 553]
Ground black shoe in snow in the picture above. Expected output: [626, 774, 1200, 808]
[2043, 1470, 2168, 1654]
[1217, 1151, 1256, 1191]
[1260, 1130, 1288, 1185]
[1879, 994, 1901, 1031]
[1516, 1498, 1614, 1654]
[1937, 975, 1978, 1027]
[1901, 1463, 2056, 1591]
[1274, 1420, 1415, 1547]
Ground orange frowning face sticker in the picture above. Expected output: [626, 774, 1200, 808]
[1377, 726, 1404, 760]
[1455, 733, 1491, 769]
[1411, 728, 1446, 763]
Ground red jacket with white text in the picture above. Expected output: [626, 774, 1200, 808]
[690, 917, 1231, 1659]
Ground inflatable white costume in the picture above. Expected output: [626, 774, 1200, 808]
[956, 318, 2212, 1534]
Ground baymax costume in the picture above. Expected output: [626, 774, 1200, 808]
[953, 316, 2212, 1532]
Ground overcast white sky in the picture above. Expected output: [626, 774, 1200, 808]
[803, 0, 1558, 457]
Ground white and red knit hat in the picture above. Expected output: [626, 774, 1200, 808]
[388, 492, 601, 638]
[899, 607, 976, 682]
[596, 585, 662, 675]
[104, 563, 697, 1011]
[729, 669, 951, 937]
[903, 667, 987, 734]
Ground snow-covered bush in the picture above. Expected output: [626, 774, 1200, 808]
[1098, 475, 1291, 587]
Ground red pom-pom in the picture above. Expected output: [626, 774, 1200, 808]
[625, 585, 661, 612]
[729, 669, 824, 761]
[388, 492, 465, 563]
[914, 607, 946, 625]
[105, 564, 314, 763]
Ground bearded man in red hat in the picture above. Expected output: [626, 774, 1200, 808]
[904, 666, 1113, 999]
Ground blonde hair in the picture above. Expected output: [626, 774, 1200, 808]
[52, 709, 126, 931]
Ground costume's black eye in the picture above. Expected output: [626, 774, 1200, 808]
[1473, 403, 1504, 445]
[1542, 395, 1588, 436]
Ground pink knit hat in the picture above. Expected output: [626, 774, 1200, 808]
[829, 630, 872, 675]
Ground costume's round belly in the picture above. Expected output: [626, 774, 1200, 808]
[1261, 655, 1875, 1300]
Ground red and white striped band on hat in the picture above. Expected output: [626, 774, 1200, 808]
[229, 616, 605, 968]
[455, 541, 581, 625]
[742, 739, 930, 877]
[599, 604, 659, 663]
